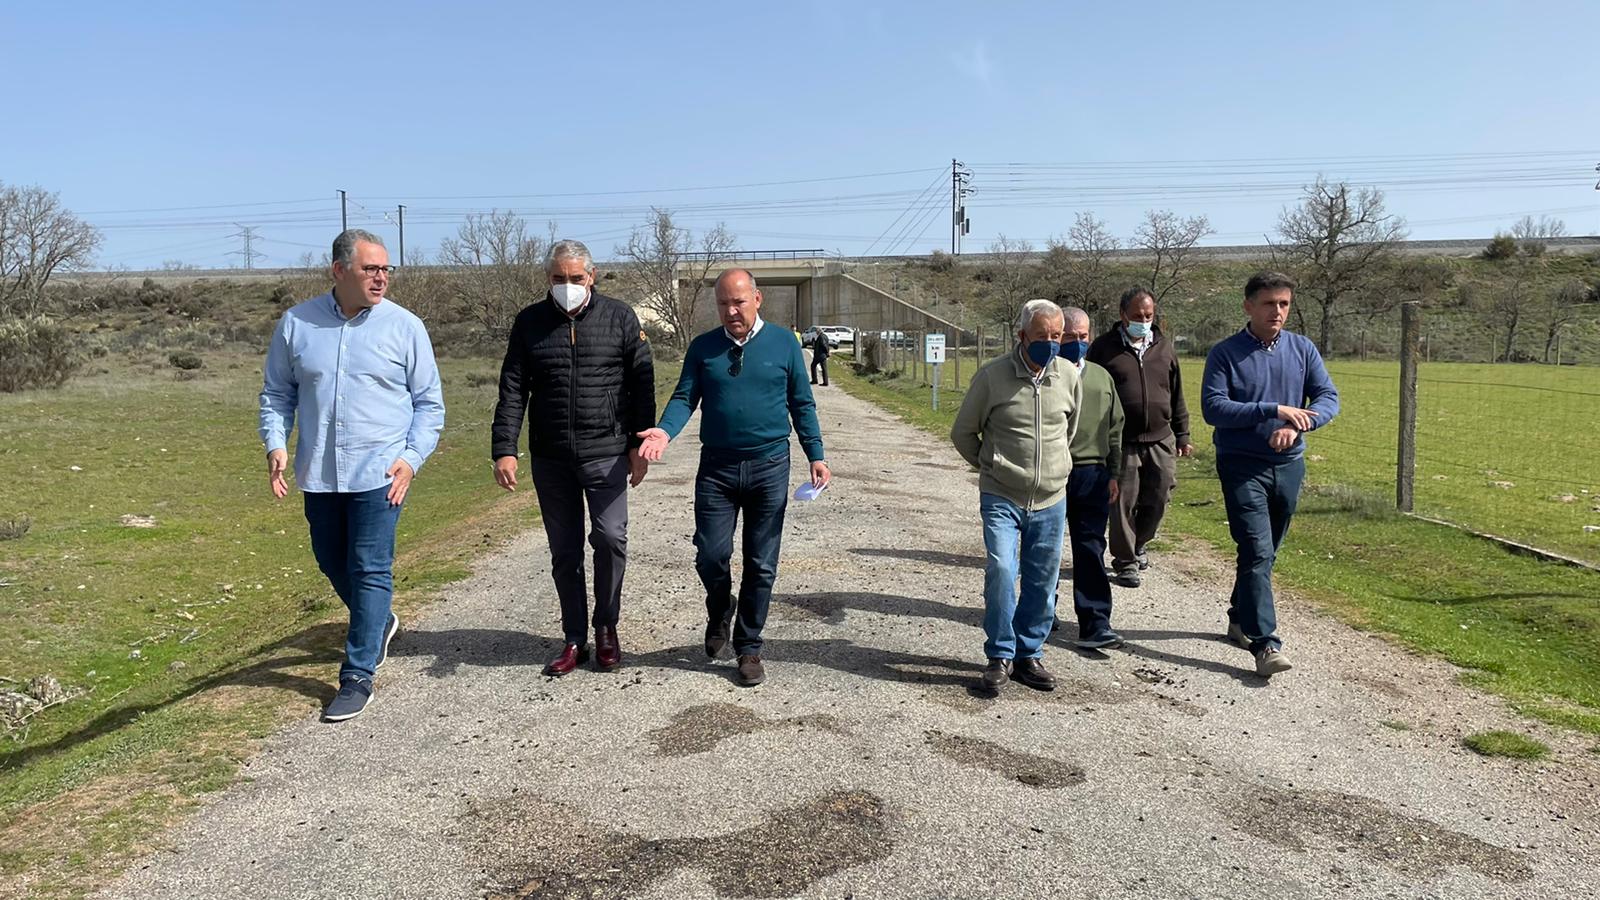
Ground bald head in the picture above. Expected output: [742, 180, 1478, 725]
[715, 267, 763, 340]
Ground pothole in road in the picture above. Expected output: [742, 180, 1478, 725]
[647, 702, 847, 757]
[467, 789, 893, 899]
[1219, 784, 1532, 883]
[925, 730, 1087, 788]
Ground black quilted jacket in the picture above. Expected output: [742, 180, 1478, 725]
[491, 292, 655, 462]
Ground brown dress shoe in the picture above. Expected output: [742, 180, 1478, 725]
[595, 626, 621, 671]
[980, 658, 1012, 692]
[736, 654, 766, 687]
[704, 617, 732, 659]
[542, 642, 589, 677]
[1013, 656, 1057, 691]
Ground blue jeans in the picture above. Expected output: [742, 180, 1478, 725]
[694, 447, 790, 656]
[1065, 465, 1114, 638]
[1216, 453, 1305, 653]
[980, 492, 1066, 660]
[304, 485, 404, 682]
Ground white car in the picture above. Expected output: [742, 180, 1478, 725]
[802, 325, 854, 348]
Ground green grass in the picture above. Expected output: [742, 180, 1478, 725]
[833, 356, 1600, 736]
[1462, 730, 1551, 760]
[0, 351, 538, 894]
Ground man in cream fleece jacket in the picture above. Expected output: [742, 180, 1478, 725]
[952, 299, 1082, 694]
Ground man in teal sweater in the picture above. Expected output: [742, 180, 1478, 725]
[638, 269, 830, 687]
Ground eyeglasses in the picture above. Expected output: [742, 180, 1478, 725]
[728, 345, 744, 377]
[358, 264, 397, 277]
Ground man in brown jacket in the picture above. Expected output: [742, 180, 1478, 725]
[1087, 287, 1193, 588]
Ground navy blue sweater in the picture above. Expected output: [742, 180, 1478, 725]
[1200, 328, 1339, 460]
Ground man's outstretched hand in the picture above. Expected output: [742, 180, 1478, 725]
[636, 428, 670, 462]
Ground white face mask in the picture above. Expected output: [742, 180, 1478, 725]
[551, 282, 589, 312]
[1125, 320, 1153, 340]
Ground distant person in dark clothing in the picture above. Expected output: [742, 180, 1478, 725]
[1201, 271, 1339, 678]
[1087, 286, 1193, 589]
[491, 239, 656, 678]
[810, 329, 832, 386]
[637, 269, 830, 688]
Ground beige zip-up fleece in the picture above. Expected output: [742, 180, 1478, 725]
[950, 345, 1082, 511]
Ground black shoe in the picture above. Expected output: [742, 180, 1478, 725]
[704, 617, 733, 659]
[736, 654, 766, 686]
[1074, 630, 1124, 650]
[375, 612, 400, 669]
[1111, 566, 1141, 588]
[980, 658, 1012, 692]
[323, 677, 373, 722]
[1013, 657, 1057, 691]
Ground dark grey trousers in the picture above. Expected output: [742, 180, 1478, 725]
[1109, 435, 1177, 569]
[529, 454, 629, 644]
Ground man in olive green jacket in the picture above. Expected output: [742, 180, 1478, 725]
[1061, 307, 1125, 648]
[952, 299, 1082, 694]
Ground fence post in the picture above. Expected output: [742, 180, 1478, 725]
[1396, 301, 1420, 513]
[954, 328, 962, 390]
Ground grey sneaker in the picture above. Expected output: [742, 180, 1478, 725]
[324, 678, 373, 722]
[375, 612, 400, 669]
[1136, 551, 1150, 571]
[980, 658, 1012, 692]
[1075, 630, 1125, 650]
[1111, 566, 1141, 588]
[1226, 622, 1250, 649]
[1254, 647, 1293, 677]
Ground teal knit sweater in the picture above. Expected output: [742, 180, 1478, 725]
[657, 323, 825, 462]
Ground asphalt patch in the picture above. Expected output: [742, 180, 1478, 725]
[647, 702, 847, 757]
[468, 790, 893, 899]
[925, 730, 1087, 788]
[1220, 783, 1533, 883]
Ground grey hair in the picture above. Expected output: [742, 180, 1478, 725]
[1015, 298, 1064, 332]
[332, 229, 385, 266]
[1061, 306, 1091, 329]
[546, 239, 595, 274]
[715, 268, 759, 291]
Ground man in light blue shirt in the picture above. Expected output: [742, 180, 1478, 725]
[259, 229, 445, 721]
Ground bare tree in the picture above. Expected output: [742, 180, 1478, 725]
[975, 235, 1035, 327]
[1474, 257, 1539, 363]
[1510, 215, 1567, 257]
[1360, 257, 1449, 359]
[0, 182, 103, 317]
[1273, 177, 1408, 354]
[614, 209, 735, 350]
[1133, 209, 1213, 303]
[1541, 279, 1590, 363]
[436, 210, 548, 343]
[1036, 212, 1122, 324]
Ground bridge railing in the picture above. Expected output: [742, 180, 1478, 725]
[678, 249, 827, 262]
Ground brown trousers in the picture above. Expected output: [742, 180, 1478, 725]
[1109, 435, 1177, 569]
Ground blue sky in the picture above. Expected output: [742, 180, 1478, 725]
[4, 0, 1597, 269]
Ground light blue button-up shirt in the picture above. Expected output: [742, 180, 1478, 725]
[259, 292, 445, 494]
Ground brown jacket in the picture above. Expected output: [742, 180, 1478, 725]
[1086, 324, 1190, 446]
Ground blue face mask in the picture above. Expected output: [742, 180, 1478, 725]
[1125, 321, 1153, 340]
[1062, 339, 1089, 363]
[1025, 339, 1060, 368]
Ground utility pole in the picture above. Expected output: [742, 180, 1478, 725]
[339, 189, 348, 232]
[229, 225, 264, 270]
[397, 204, 406, 267]
[950, 159, 972, 255]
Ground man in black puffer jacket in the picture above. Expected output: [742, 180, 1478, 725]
[491, 239, 655, 677]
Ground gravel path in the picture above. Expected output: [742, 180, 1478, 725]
[106, 384, 1600, 899]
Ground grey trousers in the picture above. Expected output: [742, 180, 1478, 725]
[1109, 435, 1177, 569]
[529, 454, 629, 644]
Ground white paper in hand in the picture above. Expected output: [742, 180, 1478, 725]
[793, 481, 829, 501]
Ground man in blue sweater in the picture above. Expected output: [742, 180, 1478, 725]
[1201, 271, 1339, 678]
[638, 269, 830, 687]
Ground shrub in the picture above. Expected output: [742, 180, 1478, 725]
[1482, 234, 1518, 261]
[464, 372, 498, 388]
[0, 516, 30, 541]
[168, 351, 204, 371]
[0, 316, 82, 392]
